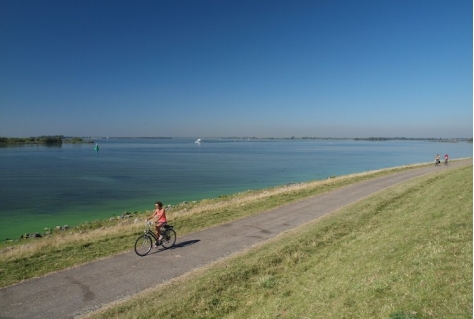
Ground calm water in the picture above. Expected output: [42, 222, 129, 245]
[1, 138, 472, 240]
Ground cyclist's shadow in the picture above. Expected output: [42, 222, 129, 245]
[151, 239, 200, 254]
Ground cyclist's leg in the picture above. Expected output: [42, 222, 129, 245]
[155, 223, 164, 242]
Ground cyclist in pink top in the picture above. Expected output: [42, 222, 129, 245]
[147, 201, 167, 245]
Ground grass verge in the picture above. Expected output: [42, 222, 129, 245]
[83, 163, 472, 319]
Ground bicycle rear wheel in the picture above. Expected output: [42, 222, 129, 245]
[161, 229, 176, 249]
[134, 234, 153, 256]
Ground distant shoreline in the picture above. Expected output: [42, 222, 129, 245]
[1, 135, 471, 150]
[0, 135, 94, 145]
[84, 136, 473, 142]
[2, 135, 472, 143]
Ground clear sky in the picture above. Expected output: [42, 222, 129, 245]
[1, 0, 472, 138]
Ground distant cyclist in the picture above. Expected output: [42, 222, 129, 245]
[147, 201, 167, 246]
[444, 154, 449, 165]
[435, 154, 440, 166]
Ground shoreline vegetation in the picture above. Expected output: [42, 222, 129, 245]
[0, 161, 471, 318]
[0, 135, 94, 145]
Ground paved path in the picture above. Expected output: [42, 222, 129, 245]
[0, 161, 470, 319]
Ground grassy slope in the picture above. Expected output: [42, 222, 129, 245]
[85, 164, 472, 319]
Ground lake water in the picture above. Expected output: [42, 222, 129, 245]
[1, 138, 472, 240]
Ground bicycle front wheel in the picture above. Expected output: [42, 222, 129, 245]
[134, 234, 153, 256]
[161, 229, 176, 249]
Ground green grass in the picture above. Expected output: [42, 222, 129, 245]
[84, 164, 472, 319]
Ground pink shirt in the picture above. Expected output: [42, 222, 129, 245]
[153, 208, 167, 223]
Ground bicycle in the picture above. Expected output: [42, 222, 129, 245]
[134, 221, 177, 256]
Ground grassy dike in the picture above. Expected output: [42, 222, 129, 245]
[0, 163, 436, 288]
[0, 162, 471, 318]
[82, 163, 473, 319]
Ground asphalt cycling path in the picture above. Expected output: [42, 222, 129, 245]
[0, 160, 470, 319]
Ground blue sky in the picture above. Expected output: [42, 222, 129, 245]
[1, 0, 472, 138]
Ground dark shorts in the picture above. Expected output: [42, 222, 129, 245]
[155, 222, 167, 226]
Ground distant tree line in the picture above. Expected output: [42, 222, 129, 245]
[0, 135, 92, 144]
[353, 137, 470, 142]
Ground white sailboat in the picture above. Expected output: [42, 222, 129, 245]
[195, 138, 201, 144]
